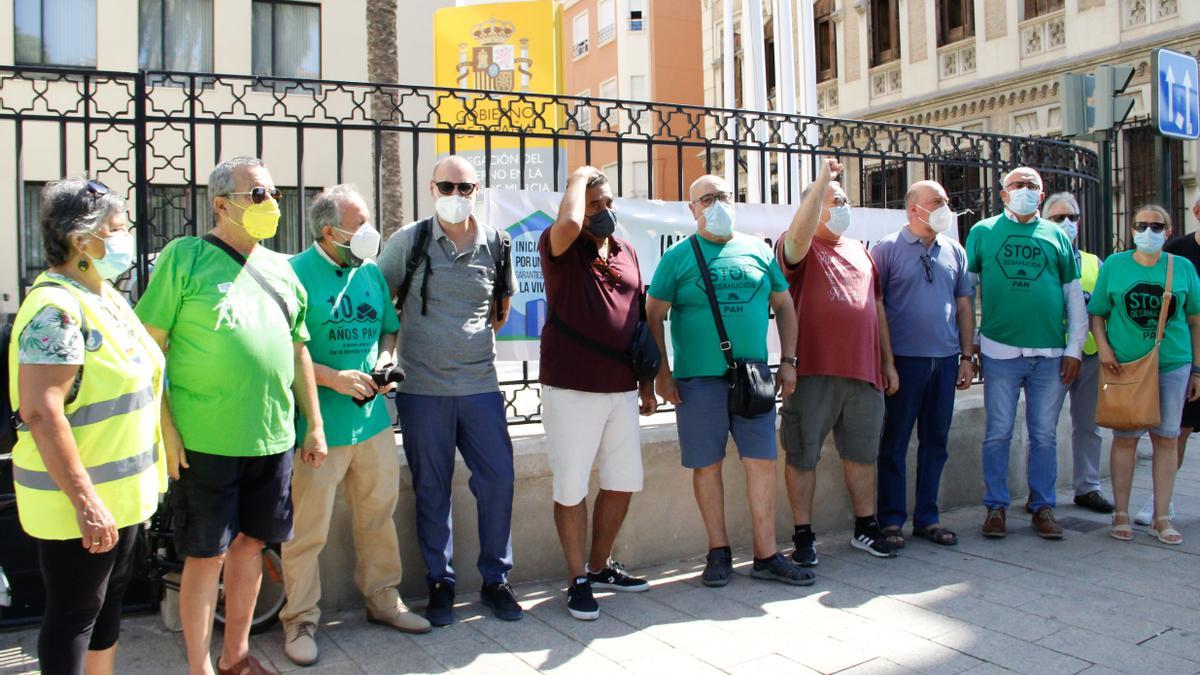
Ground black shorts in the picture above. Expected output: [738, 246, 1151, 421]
[1182, 398, 1200, 431]
[173, 449, 294, 558]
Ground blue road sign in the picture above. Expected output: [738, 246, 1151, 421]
[1153, 48, 1199, 140]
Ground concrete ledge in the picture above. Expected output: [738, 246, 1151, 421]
[309, 385, 1110, 608]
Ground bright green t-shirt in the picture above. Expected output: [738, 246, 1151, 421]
[1087, 251, 1200, 371]
[966, 213, 1079, 348]
[135, 237, 309, 457]
[290, 246, 399, 447]
[649, 233, 788, 379]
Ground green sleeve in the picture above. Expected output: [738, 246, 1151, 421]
[1087, 262, 1112, 317]
[134, 238, 188, 333]
[648, 246, 680, 303]
[376, 265, 401, 333]
[767, 255, 788, 292]
[965, 226, 982, 274]
[1184, 257, 1200, 316]
[291, 280, 309, 343]
[1059, 235, 1080, 282]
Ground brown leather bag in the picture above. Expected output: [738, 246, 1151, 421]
[1096, 255, 1174, 431]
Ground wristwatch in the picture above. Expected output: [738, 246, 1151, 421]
[780, 356, 799, 367]
[961, 354, 978, 365]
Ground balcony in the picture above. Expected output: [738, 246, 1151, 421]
[869, 61, 901, 98]
[938, 40, 976, 80]
[1122, 0, 1179, 30]
[817, 80, 838, 112]
[1020, 10, 1065, 58]
[572, 39, 590, 58]
[598, 24, 616, 44]
[628, 17, 645, 32]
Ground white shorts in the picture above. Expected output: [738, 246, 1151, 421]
[542, 386, 644, 505]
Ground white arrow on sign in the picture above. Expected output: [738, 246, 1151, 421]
[1166, 66, 1176, 125]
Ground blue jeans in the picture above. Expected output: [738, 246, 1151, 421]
[397, 392, 515, 587]
[877, 355, 959, 529]
[981, 355, 1066, 511]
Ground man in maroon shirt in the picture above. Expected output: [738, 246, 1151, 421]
[539, 166, 658, 621]
[777, 158, 901, 564]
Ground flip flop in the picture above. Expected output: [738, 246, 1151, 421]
[880, 525, 906, 549]
[1109, 511, 1133, 541]
[912, 525, 958, 546]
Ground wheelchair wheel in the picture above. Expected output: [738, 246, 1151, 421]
[214, 545, 286, 635]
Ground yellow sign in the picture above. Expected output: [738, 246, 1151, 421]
[433, 0, 561, 152]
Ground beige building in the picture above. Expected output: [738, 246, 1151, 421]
[700, 0, 1200, 236]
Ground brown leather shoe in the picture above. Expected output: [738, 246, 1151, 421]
[981, 507, 1007, 538]
[1032, 507, 1064, 539]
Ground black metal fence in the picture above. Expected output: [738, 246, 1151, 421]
[0, 65, 1103, 424]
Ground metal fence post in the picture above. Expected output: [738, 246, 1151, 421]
[134, 70, 151, 298]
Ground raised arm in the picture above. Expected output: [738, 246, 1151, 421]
[549, 166, 600, 258]
[782, 158, 841, 265]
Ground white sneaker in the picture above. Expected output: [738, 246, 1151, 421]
[284, 621, 319, 666]
[1134, 497, 1176, 526]
[1137, 443, 1154, 460]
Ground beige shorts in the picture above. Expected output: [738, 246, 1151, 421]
[542, 386, 643, 505]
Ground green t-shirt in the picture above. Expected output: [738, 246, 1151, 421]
[966, 213, 1079, 348]
[1087, 251, 1200, 371]
[648, 234, 788, 379]
[290, 246, 399, 447]
[135, 237, 309, 457]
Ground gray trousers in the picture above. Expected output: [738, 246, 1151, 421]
[1055, 353, 1102, 495]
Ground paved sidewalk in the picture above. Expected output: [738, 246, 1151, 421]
[3, 451, 1200, 674]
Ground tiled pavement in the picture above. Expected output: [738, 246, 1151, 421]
[3, 452, 1200, 674]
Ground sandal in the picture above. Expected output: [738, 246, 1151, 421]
[1149, 516, 1183, 545]
[912, 525, 958, 546]
[1109, 511, 1133, 541]
[217, 656, 278, 675]
[880, 525, 906, 549]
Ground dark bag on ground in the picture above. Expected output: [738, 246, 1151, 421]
[689, 236, 776, 417]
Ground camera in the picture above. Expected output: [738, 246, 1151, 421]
[353, 363, 405, 407]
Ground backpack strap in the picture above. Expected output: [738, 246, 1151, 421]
[491, 229, 512, 324]
[395, 218, 434, 317]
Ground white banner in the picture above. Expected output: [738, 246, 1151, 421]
[485, 187, 931, 361]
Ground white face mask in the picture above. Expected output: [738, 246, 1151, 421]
[332, 223, 381, 264]
[435, 195, 473, 224]
[703, 201, 736, 237]
[917, 204, 955, 234]
[825, 203, 852, 235]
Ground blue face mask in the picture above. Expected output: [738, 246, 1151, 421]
[704, 201, 736, 237]
[586, 208, 616, 239]
[88, 231, 135, 280]
[1133, 229, 1165, 253]
[1060, 218, 1079, 242]
[825, 204, 852, 235]
[1006, 188, 1041, 216]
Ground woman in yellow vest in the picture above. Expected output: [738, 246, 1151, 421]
[8, 179, 165, 675]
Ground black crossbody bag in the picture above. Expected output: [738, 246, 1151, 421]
[689, 236, 776, 417]
[548, 290, 660, 384]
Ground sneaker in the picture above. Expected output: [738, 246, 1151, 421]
[480, 583, 524, 621]
[851, 523, 898, 558]
[425, 580, 456, 627]
[1135, 496, 1176, 526]
[791, 531, 819, 567]
[701, 547, 733, 587]
[283, 621, 318, 666]
[749, 552, 816, 586]
[566, 577, 599, 621]
[587, 561, 650, 593]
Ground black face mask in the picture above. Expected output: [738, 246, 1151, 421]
[586, 208, 617, 239]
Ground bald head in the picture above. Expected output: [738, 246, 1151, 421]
[432, 155, 477, 183]
[905, 180, 945, 209]
[1001, 167, 1043, 190]
[689, 174, 729, 203]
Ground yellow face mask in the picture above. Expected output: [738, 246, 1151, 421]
[225, 198, 281, 240]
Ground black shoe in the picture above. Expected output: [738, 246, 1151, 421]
[851, 524, 899, 558]
[480, 582, 524, 621]
[566, 577, 599, 621]
[587, 561, 650, 593]
[791, 531, 819, 567]
[701, 547, 733, 587]
[425, 580, 456, 627]
[749, 552, 817, 586]
[1074, 490, 1115, 514]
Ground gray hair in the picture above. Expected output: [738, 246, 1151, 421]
[308, 184, 365, 241]
[209, 156, 265, 198]
[39, 178, 126, 266]
[1043, 192, 1080, 215]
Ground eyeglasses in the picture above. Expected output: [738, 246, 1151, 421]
[1132, 221, 1167, 233]
[227, 187, 282, 204]
[920, 253, 934, 284]
[435, 181, 477, 196]
[694, 191, 733, 208]
[83, 179, 110, 201]
[1047, 214, 1079, 223]
[831, 196, 850, 207]
[1005, 180, 1042, 191]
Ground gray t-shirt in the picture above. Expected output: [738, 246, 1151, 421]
[377, 216, 516, 396]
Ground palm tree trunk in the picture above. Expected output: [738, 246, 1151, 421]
[367, 0, 404, 239]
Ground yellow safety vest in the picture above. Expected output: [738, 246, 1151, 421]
[8, 273, 166, 540]
[1080, 251, 1100, 356]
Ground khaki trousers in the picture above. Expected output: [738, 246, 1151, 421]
[280, 427, 403, 627]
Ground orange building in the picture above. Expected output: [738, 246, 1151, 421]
[560, 0, 705, 201]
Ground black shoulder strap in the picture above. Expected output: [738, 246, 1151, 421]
[202, 234, 292, 327]
[491, 230, 512, 323]
[548, 311, 627, 363]
[689, 235, 735, 371]
[395, 218, 434, 317]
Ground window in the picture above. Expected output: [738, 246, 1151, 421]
[572, 11, 590, 58]
[19, 182, 46, 286]
[1024, 0, 1064, 19]
[815, 0, 837, 83]
[264, 186, 321, 254]
[631, 160, 649, 199]
[597, 0, 616, 44]
[14, 0, 97, 67]
[938, 0, 974, 46]
[576, 90, 592, 131]
[139, 0, 213, 72]
[868, 0, 900, 67]
[864, 161, 906, 210]
[252, 1, 321, 80]
[598, 78, 618, 129]
[628, 0, 645, 31]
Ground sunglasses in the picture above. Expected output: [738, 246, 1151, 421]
[591, 257, 622, 287]
[1132, 222, 1166, 233]
[227, 187, 282, 204]
[84, 179, 110, 201]
[435, 181, 477, 196]
[694, 191, 733, 208]
[1005, 181, 1042, 191]
[920, 253, 934, 284]
[1047, 214, 1078, 223]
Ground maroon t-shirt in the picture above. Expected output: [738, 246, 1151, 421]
[538, 229, 642, 393]
[776, 236, 883, 390]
